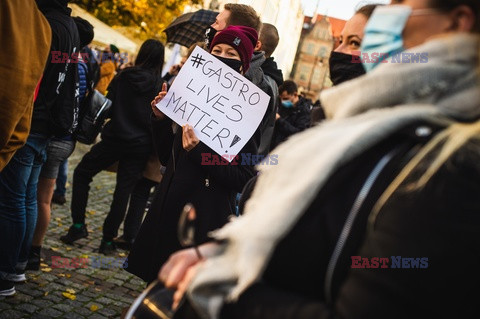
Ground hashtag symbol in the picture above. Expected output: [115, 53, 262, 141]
[190, 54, 205, 68]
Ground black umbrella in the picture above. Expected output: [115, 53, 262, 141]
[164, 9, 218, 48]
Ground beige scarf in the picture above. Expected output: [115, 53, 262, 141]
[188, 34, 480, 319]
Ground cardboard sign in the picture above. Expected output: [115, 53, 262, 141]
[156, 46, 270, 162]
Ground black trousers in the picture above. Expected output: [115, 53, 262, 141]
[122, 177, 158, 241]
[71, 140, 150, 241]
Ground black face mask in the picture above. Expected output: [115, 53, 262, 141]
[205, 27, 218, 48]
[329, 51, 366, 86]
[214, 55, 243, 73]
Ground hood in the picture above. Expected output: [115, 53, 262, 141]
[36, 0, 71, 15]
[120, 67, 160, 93]
[261, 57, 283, 86]
[244, 51, 266, 86]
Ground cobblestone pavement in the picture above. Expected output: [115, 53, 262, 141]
[0, 144, 146, 318]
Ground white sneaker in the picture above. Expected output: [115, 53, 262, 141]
[5, 272, 26, 283]
[0, 280, 16, 296]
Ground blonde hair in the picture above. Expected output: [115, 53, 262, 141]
[369, 120, 480, 227]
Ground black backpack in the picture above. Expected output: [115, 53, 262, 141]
[74, 89, 112, 144]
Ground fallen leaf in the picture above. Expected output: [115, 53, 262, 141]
[66, 274, 72, 278]
[40, 263, 48, 267]
[41, 267, 52, 272]
[44, 291, 49, 296]
[79, 254, 89, 259]
[62, 292, 76, 300]
[51, 247, 60, 252]
[118, 252, 126, 257]
[55, 217, 62, 222]
[107, 190, 114, 194]
[66, 288, 76, 294]
[95, 186, 102, 190]
[87, 210, 95, 215]
[87, 280, 95, 285]
[66, 247, 72, 251]
[58, 273, 65, 277]
[90, 304, 99, 311]
[58, 223, 63, 227]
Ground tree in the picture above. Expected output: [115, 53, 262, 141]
[73, 0, 203, 41]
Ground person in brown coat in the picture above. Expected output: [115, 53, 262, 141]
[0, 0, 51, 171]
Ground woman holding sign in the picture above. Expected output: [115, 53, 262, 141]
[126, 26, 261, 283]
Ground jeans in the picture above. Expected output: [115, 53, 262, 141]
[54, 159, 68, 197]
[0, 133, 49, 276]
[70, 140, 150, 241]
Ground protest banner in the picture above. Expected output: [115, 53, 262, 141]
[156, 46, 270, 162]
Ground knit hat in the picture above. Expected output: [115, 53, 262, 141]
[210, 25, 258, 72]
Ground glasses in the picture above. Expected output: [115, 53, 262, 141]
[125, 203, 201, 319]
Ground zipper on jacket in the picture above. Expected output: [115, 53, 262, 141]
[324, 148, 400, 303]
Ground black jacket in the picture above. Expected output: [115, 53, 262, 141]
[100, 67, 161, 150]
[215, 121, 480, 319]
[272, 96, 311, 148]
[261, 57, 283, 87]
[126, 117, 260, 283]
[32, 1, 80, 136]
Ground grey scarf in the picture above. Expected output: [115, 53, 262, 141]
[188, 33, 480, 319]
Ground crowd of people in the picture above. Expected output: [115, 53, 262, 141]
[1, 0, 480, 318]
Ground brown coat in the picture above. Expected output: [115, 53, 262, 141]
[0, 0, 51, 171]
[95, 60, 116, 95]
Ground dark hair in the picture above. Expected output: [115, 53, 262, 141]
[224, 3, 262, 32]
[429, 0, 480, 32]
[259, 23, 279, 57]
[73, 17, 94, 48]
[278, 80, 298, 95]
[135, 39, 165, 75]
[355, 4, 381, 19]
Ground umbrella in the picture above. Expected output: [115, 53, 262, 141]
[164, 9, 218, 48]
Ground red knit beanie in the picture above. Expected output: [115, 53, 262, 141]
[209, 25, 258, 72]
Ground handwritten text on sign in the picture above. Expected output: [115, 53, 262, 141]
[156, 46, 270, 162]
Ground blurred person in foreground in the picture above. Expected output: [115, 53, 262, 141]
[155, 1, 480, 318]
[0, 0, 51, 171]
[0, 0, 79, 296]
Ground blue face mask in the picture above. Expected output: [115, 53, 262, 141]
[282, 100, 294, 108]
[360, 5, 412, 72]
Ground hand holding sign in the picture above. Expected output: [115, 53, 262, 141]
[182, 124, 199, 152]
[151, 83, 168, 120]
[156, 46, 270, 162]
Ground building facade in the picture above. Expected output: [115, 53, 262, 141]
[291, 15, 345, 100]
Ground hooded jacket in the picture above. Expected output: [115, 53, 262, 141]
[33, 0, 80, 136]
[100, 66, 161, 149]
[245, 52, 277, 155]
